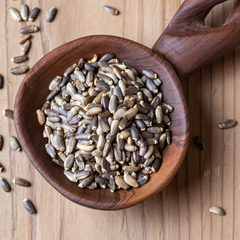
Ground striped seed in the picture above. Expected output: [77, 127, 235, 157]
[11, 55, 28, 63]
[18, 35, 32, 44]
[36, 110, 45, 125]
[23, 199, 36, 214]
[28, 8, 40, 22]
[20, 25, 39, 34]
[46, 7, 57, 22]
[10, 137, 21, 152]
[12, 178, 31, 187]
[0, 177, 11, 192]
[0, 74, 3, 89]
[20, 4, 29, 21]
[218, 119, 237, 129]
[10, 66, 28, 75]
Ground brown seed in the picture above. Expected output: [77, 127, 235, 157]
[122, 108, 138, 120]
[12, 178, 31, 187]
[20, 39, 31, 55]
[0, 74, 3, 89]
[20, 4, 29, 21]
[20, 25, 39, 34]
[11, 55, 28, 63]
[10, 65, 28, 75]
[10, 137, 21, 152]
[209, 206, 225, 216]
[23, 198, 36, 214]
[46, 7, 57, 22]
[122, 165, 141, 172]
[152, 157, 162, 173]
[109, 175, 115, 192]
[36, 109, 45, 125]
[3, 109, 14, 120]
[18, 35, 32, 44]
[155, 106, 163, 124]
[9, 8, 22, 21]
[218, 119, 237, 129]
[28, 8, 40, 22]
[0, 177, 11, 192]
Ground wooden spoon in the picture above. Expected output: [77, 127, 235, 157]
[14, 0, 240, 210]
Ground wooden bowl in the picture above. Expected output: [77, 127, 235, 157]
[14, 0, 240, 210]
[14, 35, 188, 210]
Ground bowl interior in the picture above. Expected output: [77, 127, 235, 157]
[14, 35, 189, 210]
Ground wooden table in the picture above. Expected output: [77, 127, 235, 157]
[0, 0, 239, 239]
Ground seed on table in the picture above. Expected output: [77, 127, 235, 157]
[10, 66, 28, 75]
[194, 136, 205, 150]
[20, 4, 29, 21]
[9, 8, 22, 21]
[12, 178, 31, 187]
[20, 25, 39, 34]
[11, 55, 28, 64]
[20, 40, 31, 55]
[3, 109, 13, 120]
[18, 35, 32, 44]
[218, 119, 237, 129]
[0, 163, 3, 172]
[209, 206, 225, 216]
[0, 177, 11, 192]
[46, 7, 57, 22]
[28, 7, 40, 22]
[0, 74, 3, 89]
[23, 198, 36, 214]
[9, 137, 21, 152]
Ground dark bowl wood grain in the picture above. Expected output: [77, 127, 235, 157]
[14, 35, 189, 210]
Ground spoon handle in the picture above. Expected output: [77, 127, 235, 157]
[152, 0, 240, 80]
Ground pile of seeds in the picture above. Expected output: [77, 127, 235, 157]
[9, 5, 57, 75]
[36, 53, 174, 191]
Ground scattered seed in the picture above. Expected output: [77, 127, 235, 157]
[12, 178, 31, 187]
[0, 163, 3, 172]
[11, 55, 28, 63]
[20, 25, 39, 34]
[46, 7, 57, 22]
[0, 135, 3, 151]
[194, 136, 205, 150]
[23, 198, 36, 214]
[20, 40, 31, 55]
[10, 65, 28, 75]
[10, 137, 21, 152]
[9, 8, 22, 22]
[0, 177, 11, 192]
[28, 7, 40, 22]
[3, 109, 13, 120]
[0, 74, 3, 89]
[20, 4, 29, 21]
[218, 119, 237, 129]
[209, 206, 225, 216]
[18, 35, 32, 44]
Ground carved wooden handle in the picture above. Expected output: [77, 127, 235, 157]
[152, 0, 240, 80]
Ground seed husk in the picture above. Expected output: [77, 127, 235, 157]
[46, 7, 57, 22]
[11, 55, 28, 63]
[12, 178, 31, 187]
[10, 137, 21, 152]
[3, 109, 14, 120]
[0, 177, 11, 192]
[28, 8, 40, 22]
[20, 25, 39, 34]
[218, 119, 237, 129]
[0, 74, 3, 89]
[9, 8, 22, 21]
[36, 109, 45, 125]
[209, 206, 225, 216]
[10, 65, 28, 75]
[20, 4, 29, 21]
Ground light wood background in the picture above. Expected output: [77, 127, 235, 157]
[0, 0, 239, 239]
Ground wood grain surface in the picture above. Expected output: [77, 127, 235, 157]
[0, 0, 239, 239]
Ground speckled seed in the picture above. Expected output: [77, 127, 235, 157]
[115, 176, 129, 189]
[11, 55, 28, 63]
[20, 25, 39, 34]
[218, 119, 237, 129]
[45, 143, 56, 158]
[0, 74, 3, 89]
[23, 198, 36, 214]
[10, 65, 28, 75]
[46, 7, 57, 22]
[3, 109, 13, 120]
[123, 174, 139, 188]
[20, 4, 29, 21]
[209, 206, 225, 215]
[10, 137, 21, 152]
[28, 8, 40, 22]
[12, 178, 31, 187]
[0, 177, 11, 192]
[36, 109, 45, 125]
[9, 8, 22, 21]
